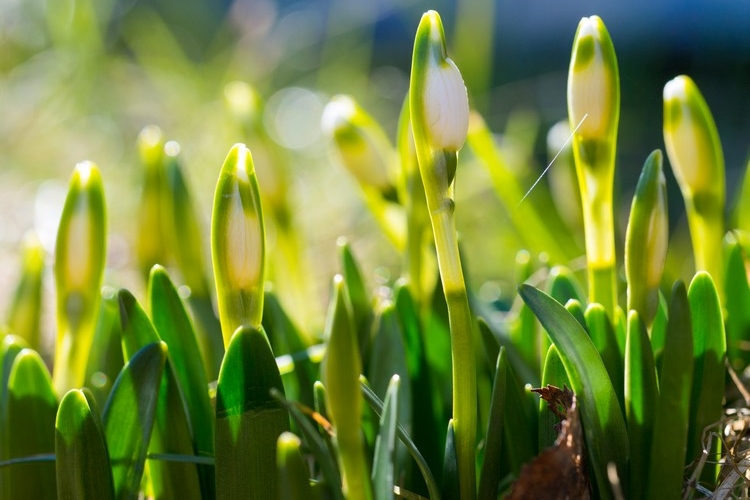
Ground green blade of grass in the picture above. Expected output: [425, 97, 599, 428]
[148, 266, 215, 498]
[55, 388, 114, 499]
[518, 284, 628, 500]
[4, 348, 58, 499]
[647, 282, 693, 499]
[687, 271, 726, 481]
[215, 325, 290, 500]
[102, 341, 167, 500]
[624, 310, 657, 500]
[372, 375, 400, 500]
[723, 232, 750, 371]
[478, 347, 507, 500]
[584, 303, 624, 412]
[537, 345, 570, 450]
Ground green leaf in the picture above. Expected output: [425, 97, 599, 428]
[441, 420, 459, 500]
[359, 379, 440, 500]
[322, 275, 373, 500]
[478, 347, 507, 500]
[499, 351, 537, 477]
[537, 345, 570, 450]
[84, 292, 124, 408]
[338, 239, 374, 361]
[149, 266, 214, 492]
[277, 431, 316, 500]
[270, 388, 343, 500]
[649, 291, 669, 373]
[624, 310, 657, 500]
[103, 341, 167, 500]
[215, 325, 290, 500]
[723, 232, 750, 370]
[687, 271, 726, 480]
[547, 265, 587, 307]
[4, 348, 58, 500]
[0, 334, 28, 482]
[372, 375, 399, 500]
[647, 282, 694, 499]
[518, 284, 628, 500]
[55, 388, 114, 499]
[584, 303, 624, 412]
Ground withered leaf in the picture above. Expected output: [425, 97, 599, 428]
[506, 385, 590, 500]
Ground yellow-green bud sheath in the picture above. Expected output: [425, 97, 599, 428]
[322, 275, 372, 500]
[322, 95, 406, 249]
[211, 144, 266, 347]
[663, 75, 725, 296]
[567, 15, 620, 317]
[410, 10, 475, 500]
[135, 125, 170, 281]
[625, 150, 668, 325]
[322, 95, 395, 193]
[53, 162, 107, 395]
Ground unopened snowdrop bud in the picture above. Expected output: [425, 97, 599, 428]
[53, 161, 107, 394]
[663, 75, 724, 198]
[567, 15, 619, 142]
[410, 10, 469, 154]
[321, 95, 395, 194]
[211, 144, 266, 346]
[625, 150, 668, 324]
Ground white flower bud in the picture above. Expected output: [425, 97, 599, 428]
[423, 57, 469, 151]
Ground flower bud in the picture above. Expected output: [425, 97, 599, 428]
[663, 75, 724, 198]
[411, 10, 469, 153]
[567, 16, 619, 141]
[211, 144, 266, 345]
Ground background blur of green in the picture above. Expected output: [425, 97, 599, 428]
[1, 0, 749, 332]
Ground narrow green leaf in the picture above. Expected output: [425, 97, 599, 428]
[215, 325, 290, 500]
[687, 271, 726, 480]
[84, 292, 124, 408]
[584, 303, 624, 412]
[338, 239, 374, 361]
[270, 388, 343, 500]
[103, 341, 167, 500]
[372, 375, 400, 500]
[55, 388, 114, 499]
[148, 266, 214, 498]
[441, 420, 459, 500]
[277, 431, 315, 500]
[547, 265, 587, 307]
[500, 352, 537, 477]
[537, 345, 570, 450]
[0, 335, 28, 496]
[649, 291, 669, 373]
[359, 379, 440, 500]
[478, 347, 507, 500]
[518, 284, 628, 500]
[5, 348, 58, 500]
[323, 275, 372, 500]
[647, 282, 694, 499]
[624, 310, 657, 500]
[723, 232, 750, 371]
[564, 298, 587, 329]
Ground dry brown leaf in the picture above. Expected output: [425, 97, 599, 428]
[505, 385, 590, 500]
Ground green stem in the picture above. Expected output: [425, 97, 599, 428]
[685, 195, 724, 302]
[424, 152, 477, 500]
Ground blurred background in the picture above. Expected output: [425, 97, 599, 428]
[0, 0, 749, 328]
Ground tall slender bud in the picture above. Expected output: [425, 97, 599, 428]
[567, 15, 620, 317]
[625, 150, 668, 324]
[211, 144, 266, 346]
[663, 75, 725, 294]
[53, 162, 107, 394]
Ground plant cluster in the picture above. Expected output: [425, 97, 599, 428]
[2, 7, 749, 500]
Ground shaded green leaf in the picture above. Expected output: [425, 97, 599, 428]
[372, 375, 399, 500]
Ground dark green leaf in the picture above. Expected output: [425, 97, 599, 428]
[372, 375, 399, 500]
[518, 284, 628, 500]
[215, 325, 290, 500]
[478, 347, 507, 500]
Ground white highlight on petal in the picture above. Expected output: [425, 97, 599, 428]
[423, 57, 469, 151]
[321, 95, 356, 136]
